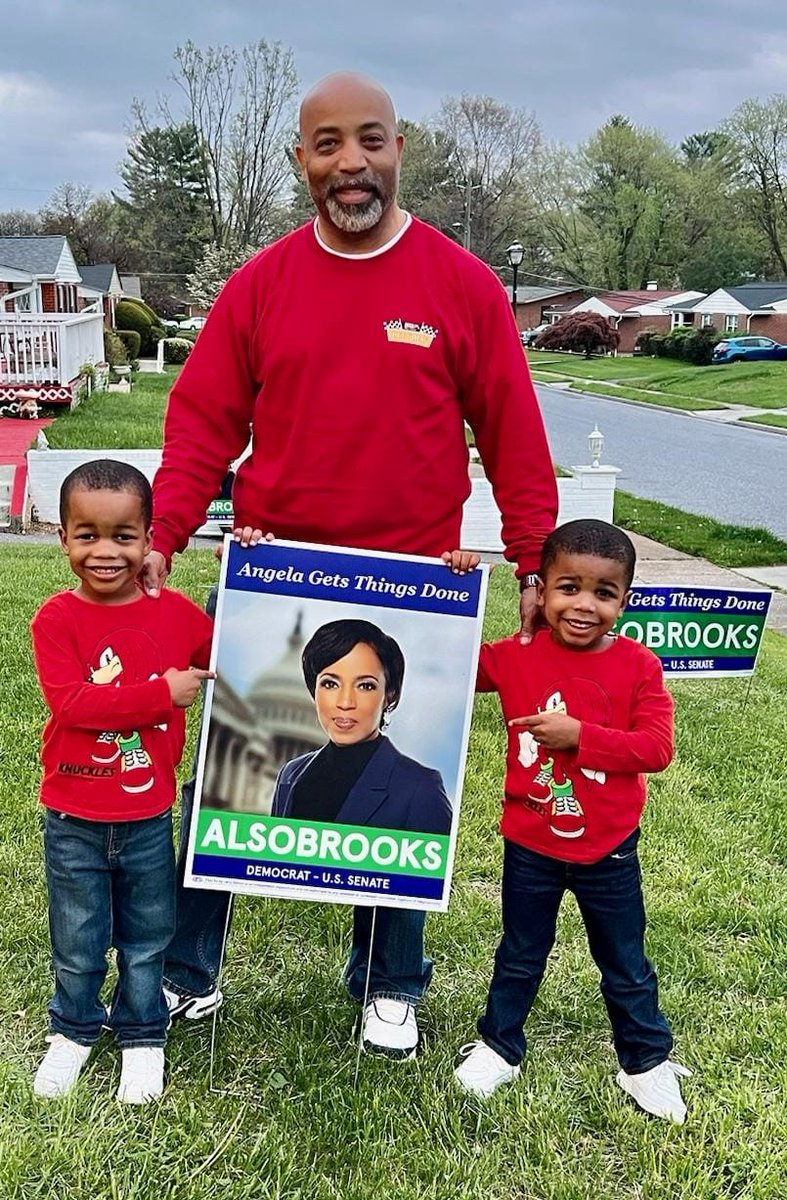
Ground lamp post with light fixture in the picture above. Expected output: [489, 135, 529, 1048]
[588, 424, 605, 468]
[506, 241, 524, 318]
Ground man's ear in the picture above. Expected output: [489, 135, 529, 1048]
[295, 142, 307, 180]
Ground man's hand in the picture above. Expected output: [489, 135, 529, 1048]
[518, 584, 542, 644]
[508, 711, 581, 751]
[141, 551, 169, 598]
[164, 666, 216, 708]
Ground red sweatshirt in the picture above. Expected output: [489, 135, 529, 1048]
[153, 217, 557, 574]
[477, 630, 674, 863]
[31, 589, 213, 821]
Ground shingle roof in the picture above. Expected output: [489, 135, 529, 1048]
[78, 264, 117, 293]
[513, 285, 584, 302]
[725, 283, 787, 308]
[596, 289, 684, 312]
[0, 236, 70, 277]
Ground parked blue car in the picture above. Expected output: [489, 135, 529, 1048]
[712, 335, 787, 364]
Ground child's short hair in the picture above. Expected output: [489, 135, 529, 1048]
[540, 519, 636, 589]
[59, 459, 153, 528]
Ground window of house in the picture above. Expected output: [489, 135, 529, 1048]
[724, 315, 739, 332]
[700, 314, 714, 329]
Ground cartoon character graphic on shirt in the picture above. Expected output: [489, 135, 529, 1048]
[516, 686, 608, 841]
[88, 645, 155, 794]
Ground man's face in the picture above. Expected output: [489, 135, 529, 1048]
[296, 79, 403, 237]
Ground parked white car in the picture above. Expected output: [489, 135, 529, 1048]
[179, 316, 208, 331]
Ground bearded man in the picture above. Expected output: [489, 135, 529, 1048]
[146, 71, 557, 1060]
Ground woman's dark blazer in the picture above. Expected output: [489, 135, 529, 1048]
[270, 736, 452, 836]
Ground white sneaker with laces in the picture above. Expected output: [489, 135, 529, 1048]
[163, 985, 223, 1020]
[34, 1034, 92, 1098]
[454, 1040, 520, 1098]
[361, 998, 419, 1059]
[117, 1047, 165, 1104]
[616, 1059, 692, 1123]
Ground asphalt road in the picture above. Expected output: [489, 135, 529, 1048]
[536, 385, 787, 540]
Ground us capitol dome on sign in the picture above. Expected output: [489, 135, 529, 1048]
[200, 612, 324, 814]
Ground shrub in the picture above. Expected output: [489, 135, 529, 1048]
[163, 337, 193, 365]
[682, 326, 721, 366]
[116, 329, 141, 360]
[535, 312, 620, 358]
[103, 329, 128, 367]
[122, 296, 162, 325]
[634, 328, 661, 356]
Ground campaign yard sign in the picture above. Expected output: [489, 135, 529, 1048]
[617, 585, 771, 678]
[185, 539, 488, 912]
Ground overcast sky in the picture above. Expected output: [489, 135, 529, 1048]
[3, 0, 787, 210]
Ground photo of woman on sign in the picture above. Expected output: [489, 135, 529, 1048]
[271, 619, 452, 836]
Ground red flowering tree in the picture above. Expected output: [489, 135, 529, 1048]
[534, 312, 620, 358]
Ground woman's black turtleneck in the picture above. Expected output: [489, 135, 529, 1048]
[288, 736, 384, 822]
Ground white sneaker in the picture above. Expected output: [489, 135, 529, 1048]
[454, 1040, 520, 1098]
[361, 999, 419, 1059]
[117, 1047, 165, 1104]
[616, 1059, 692, 1124]
[34, 1034, 92, 1098]
[163, 985, 223, 1021]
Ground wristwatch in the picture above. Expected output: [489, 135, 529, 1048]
[519, 572, 540, 592]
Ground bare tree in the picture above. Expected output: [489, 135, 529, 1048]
[430, 95, 541, 264]
[146, 39, 299, 249]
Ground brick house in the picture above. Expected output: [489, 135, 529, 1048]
[666, 283, 787, 342]
[0, 236, 104, 405]
[507, 284, 589, 333]
[552, 287, 704, 353]
[78, 263, 124, 328]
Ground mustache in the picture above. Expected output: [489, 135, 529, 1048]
[327, 176, 381, 198]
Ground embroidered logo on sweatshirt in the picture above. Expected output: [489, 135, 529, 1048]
[383, 319, 438, 349]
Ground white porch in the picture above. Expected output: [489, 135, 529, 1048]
[0, 311, 105, 386]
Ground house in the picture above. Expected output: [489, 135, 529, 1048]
[553, 286, 704, 353]
[119, 274, 142, 300]
[506, 284, 589, 332]
[666, 283, 787, 342]
[0, 236, 83, 314]
[0, 236, 105, 406]
[77, 263, 124, 328]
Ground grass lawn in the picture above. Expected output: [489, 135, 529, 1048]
[740, 413, 787, 430]
[614, 490, 787, 567]
[44, 370, 177, 450]
[527, 351, 787, 410]
[566, 381, 720, 412]
[2, 547, 787, 1198]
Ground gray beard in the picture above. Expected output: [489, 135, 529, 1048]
[325, 193, 384, 233]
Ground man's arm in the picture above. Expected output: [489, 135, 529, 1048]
[461, 282, 557, 637]
[148, 264, 259, 588]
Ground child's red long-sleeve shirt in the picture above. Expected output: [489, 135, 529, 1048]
[477, 630, 674, 863]
[31, 589, 213, 821]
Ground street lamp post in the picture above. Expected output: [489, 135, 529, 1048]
[506, 241, 524, 318]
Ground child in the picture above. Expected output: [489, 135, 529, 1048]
[452, 519, 690, 1122]
[30, 459, 214, 1104]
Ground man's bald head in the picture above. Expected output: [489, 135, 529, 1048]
[295, 71, 405, 252]
[299, 72, 397, 141]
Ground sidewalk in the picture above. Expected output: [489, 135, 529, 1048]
[626, 532, 787, 635]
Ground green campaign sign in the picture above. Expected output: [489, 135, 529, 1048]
[617, 586, 771, 677]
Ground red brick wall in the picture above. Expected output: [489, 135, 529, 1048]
[0, 282, 9, 300]
[615, 315, 671, 354]
[41, 283, 56, 313]
[749, 315, 787, 343]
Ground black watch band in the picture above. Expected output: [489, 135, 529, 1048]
[519, 573, 540, 592]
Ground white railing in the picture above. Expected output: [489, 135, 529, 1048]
[0, 312, 105, 385]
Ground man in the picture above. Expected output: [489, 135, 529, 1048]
[145, 71, 557, 1060]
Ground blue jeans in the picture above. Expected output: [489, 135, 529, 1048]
[164, 580, 432, 1004]
[44, 809, 175, 1048]
[165, 757, 432, 1004]
[477, 832, 673, 1071]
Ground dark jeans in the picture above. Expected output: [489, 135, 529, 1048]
[164, 755, 433, 1004]
[164, 578, 432, 1004]
[478, 832, 673, 1072]
[44, 808, 175, 1048]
